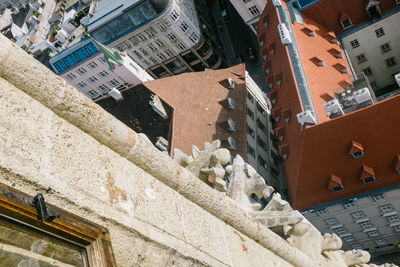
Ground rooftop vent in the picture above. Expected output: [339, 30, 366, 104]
[275, 125, 286, 141]
[328, 174, 344, 192]
[108, 87, 123, 101]
[324, 99, 344, 118]
[227, 78, 235, 89]
[282, 108, 291, 123]
[226, 119, 235, 132]
[296, 110, 316, 126]
[150, 94, 168, 119]
[278, 23, 292, 45]
[227, 97, 235, 109]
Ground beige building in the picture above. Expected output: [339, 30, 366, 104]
[229, 0, 267, 34]
[87, 0, 222, 79]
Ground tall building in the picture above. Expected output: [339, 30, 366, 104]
[257, 0, 400, 260]
[0, 0, 29, 13]
[49, 37, 153, 101]
[86, 0, 223, 79]
[229, 0, 267, 34]
[98, 65, 286, 190]
[296, 0, 400, 96]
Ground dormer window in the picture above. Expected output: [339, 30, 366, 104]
[328, 174, 344, 192]
[339, 12, 352, 29]
[226, 119, 235, 132]
[366, 0, 381, 20]
[227, 137, 236, 150]
[349, 140, 365, 159]
[278, 143, 289, 160]
[360, 164, 376, 184]
[227, 97, 235, 109]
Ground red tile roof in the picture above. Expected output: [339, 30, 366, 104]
[143, 65, 248, 160]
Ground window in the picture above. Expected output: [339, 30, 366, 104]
[227, 137, 236, 150]
[87, 90, 99, 98]
[177, 43, 186, 51]
[72, 47, 89, 61]
[165, 49, 174, 57]
[393, 225, 400, 232]
[372, 194, 385, 201]
[170, 10, 179, 21]
[77, 67, 87, 75]
[84, 42, 98, 55]
[352, 244, 362, 249]
[379, 204, 393, 212]
[381, 43, 391, 53]
[155, 39, 164, 47]
[363, 67, 373, 76]
[375, 27, 385, 38]
[258, 156, 268, 169]
[367, 230, 380, 237]
[150, 57, 158, 64]
[257, 136, 267, 150]
[180, 21, 189, 32]
[227, 119, 235, 131]
[344, 201, 357, 209]
[247, 107, 254, 120]
[316, 209, 328, 216]
[386, 215, 400, 223]
[334, 227, 346, 235]
[139, 47, 148, 55]
[189, 33, 199, 43]
[98, 57, 106, 63]
[248, 143, 256, 158]
[227, 97, 235, 109]
[0, 183, 116, 266]
[375, 239, 386, 246]
[247, 125, 255, 138]
[98, 84, 108, 94]
[53, 60, 67, 73]
[357, 54, 367, 63]
[359, 221, 373, 228]
[66, 73, 76, 80]
[341, 19, 352, 28]
[157, 53, 166, 61]
[247, 91, 254, 103]
[109, 79, 119, 87]
[370, 81, 377, 89]
[342, 235, 354, 242]
[87, 76, 98, 83]
[167, 33, 177, 41]
[248, 5, 260, 16]
[386, 57, 397, 67]
[77, 82, 87, 88]
[325, 218, 338, 225]
[350, 39, 360, 49]
[98, 71, 109, 77]
[63, 55, 78, 68]
[88, 61, 98, 70]
[257, 119, 266, 133]
[351, 211, 365, 219]
[156, 22, 166, 31]
[148, 43, 157, 51]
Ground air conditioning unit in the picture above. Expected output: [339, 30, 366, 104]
[324, 99, 344, 118]
[155, 137, 169, 151]
[108, 87, 123, 101]
[278, 23, 292, 45]
[296, 110, 317, 126]
[273, 0, 282, 7]
[395, 73, 400, 87]
[353, 87, 372, 104]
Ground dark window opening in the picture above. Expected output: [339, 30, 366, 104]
[363, 176, 376, 184]
[367, 5, 381, 20]
[331, 185, 344, 192]
[182, 51, 198, 63]
[352, 151, 365, 159]
[197, 41, 210, 57]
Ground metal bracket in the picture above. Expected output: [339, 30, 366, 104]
[28, 193, 60, 222]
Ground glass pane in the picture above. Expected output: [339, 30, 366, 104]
[0, 216, 87, 267]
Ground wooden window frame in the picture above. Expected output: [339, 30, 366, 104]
[0, 183, 116, 266]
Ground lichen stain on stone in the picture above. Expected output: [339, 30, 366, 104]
[85, 98, 97, 121]
[106, 172, 127, 204]
[241, 244, 248, 252]
[233, 230, 246, 242]
[175, 164, 182, 180]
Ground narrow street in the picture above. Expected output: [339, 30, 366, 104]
[210, 0, 267, 91]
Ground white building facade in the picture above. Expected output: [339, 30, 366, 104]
[87, 0, 222, 79]
[0, 0, 28, 12]
[229, 0, 267, 34]
[245, 72, 284, 191]
[304, 186, 400, 260]
[340, 8, 400, 96]
[49, 38, 153, 101]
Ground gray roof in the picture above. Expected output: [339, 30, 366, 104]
[87, 0, 141, 32]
